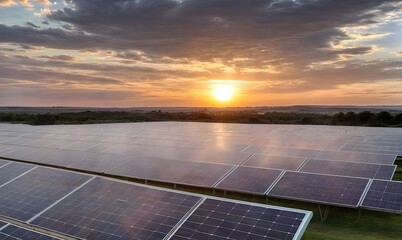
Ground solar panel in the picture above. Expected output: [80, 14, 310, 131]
[107, 157, 233, 187]
[242, 155, 306, 171]
[0, 167, 91, 222]
[361, 180, 402, 213]
[244, 146, 320, 159]
[0, 159, 9, 168]
[0, 221, 6, 229]
[59, 141, 99, 151]
[215, 166, 283, 195]
[316, 151, 396, 165]
[68, 152, 131, 173]
[105, 144, 251, 165]
[0, 146, 40, 159]
[82, 142, 117, 153]
[136, 138, 188, 147]
[183, 141, 250, 152]
[31, 177, 202, 240]
[268, 172, 370, 207]
[299, 159, 396, 180]
[171, 198, 312, 240]
[0, 144, 17, 154]
[0, 162, 35, 186]
[2, 137, 37, 146]
[20, 149, 94, 167]
[0, 224, 61, 240]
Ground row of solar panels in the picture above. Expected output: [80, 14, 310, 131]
[1, 125, 401, 156]
[0, 146, 401, 214]
[0, 136, 397, 166]
[0, 161, 312, 240]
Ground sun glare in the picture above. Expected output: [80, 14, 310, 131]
[213, 85, 234, 102]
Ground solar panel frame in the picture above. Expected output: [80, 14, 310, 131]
[0, 162, 36, 187]
[67, 152, 131, 173]
[215, 166, 283, 195]
[299, 159, 397, 180]
[316, 150, 396, 165]
[243, 146, 321, 159]
[106, 156, 234, 188]
[360, 179, 402, 213]
[169, 197, 313, 240]
[242, 154, 307, 171]
[268, 171, 370, 208]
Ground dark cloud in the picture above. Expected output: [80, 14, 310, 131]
[40, 54, 79, 61]
[26, 22, 40, 29]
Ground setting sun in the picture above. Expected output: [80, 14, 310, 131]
[212, 85, 235, 102]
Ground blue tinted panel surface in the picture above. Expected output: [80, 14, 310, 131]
[0, 225, 60, 240]
[0, 159, 9, 167]
[107, 157, 233, 187]
[268, 172, 369, 207]
[216, 166, 282, 194]
[31, 178, 201, 240]
[0, 162, 35, 186]
[0, 221, 6, 229]
[171, 199, 307, 240]
[361, 180, 402, 213]
[316, 151, 396, 165]
[300, 159, 396, 180]
[0, 167, 91, 221]
[242, 155, 306, 171]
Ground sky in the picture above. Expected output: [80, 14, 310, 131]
[0, 0, 401, 107]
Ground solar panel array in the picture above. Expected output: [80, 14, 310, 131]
[0, 162, 312, 240]
[0, 122, 401, 214]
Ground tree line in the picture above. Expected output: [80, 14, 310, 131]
[0, 110, 401, 127]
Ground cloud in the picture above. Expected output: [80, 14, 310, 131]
[26, 22, 40, 28]
[0, 0, 401, 106]
[0, 0, 50, 7]
[40, 54, 80, 61]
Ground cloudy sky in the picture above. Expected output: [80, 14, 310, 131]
[0, 0, 401, 107]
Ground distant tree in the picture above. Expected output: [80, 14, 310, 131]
[31, 113, 56, 125]
[344, 112, 357, 125]
[358, 111, 374, 124]
[394, 113, 402, 124]
[375, 111, 393, 125]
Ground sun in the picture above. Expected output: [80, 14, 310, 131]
[212, 85, 234, 102]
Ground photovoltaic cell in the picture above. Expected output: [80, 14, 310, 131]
[215, 166, 283, 195]
[107, 157, 233, 187]
[268, 172, 369, 207]
[31, 178, 201, 240]
[0, 159, 9, 168]
[68, 152, 131, 173]
[20, 149, 94, 167]
[243, 146, 320, 159]
[242, 155, 306, 171]
[316, 151, 396, 165]
[0, 167, 91, 221]
[0, 162, 35, 186]
[171, 199, 310, 240]
[361, 180, 402, 213]
[0, 146, 40, 159]
[0, 221, 6, 229]
[0, 225, 60, 240]
[299, 159, 396, 180]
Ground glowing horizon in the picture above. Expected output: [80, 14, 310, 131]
[0, 0, 401, 107]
